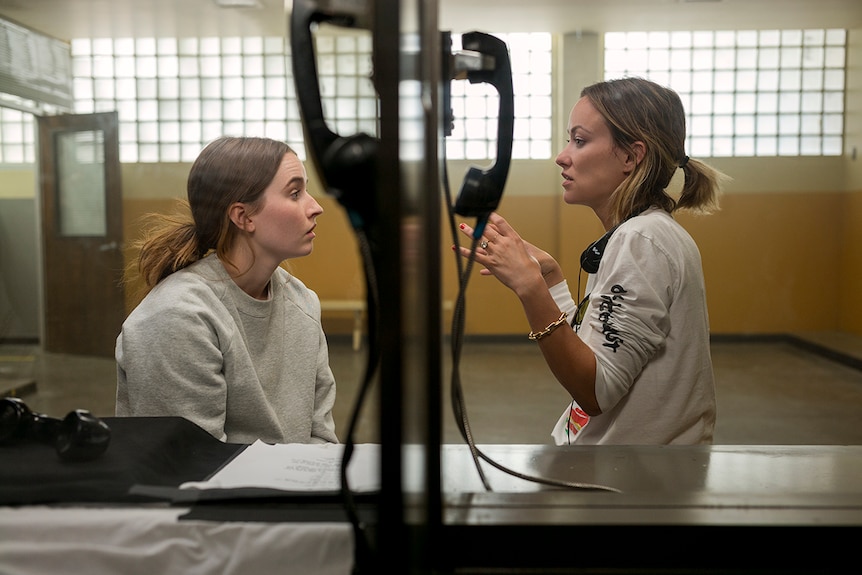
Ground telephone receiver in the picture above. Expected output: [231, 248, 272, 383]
[0, 397, 111, 462]
[290, 0, 379, 230]
[450, 31, 515, 228]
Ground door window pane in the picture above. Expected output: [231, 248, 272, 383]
[56, 130, 106, 237]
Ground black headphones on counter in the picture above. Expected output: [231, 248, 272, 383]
[0, 397, 110, 461]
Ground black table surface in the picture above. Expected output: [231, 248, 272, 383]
[4, 417, 862, 573]
[0, 416, 243, 505]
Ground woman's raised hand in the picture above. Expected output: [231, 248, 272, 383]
[455, 212, 560, 296]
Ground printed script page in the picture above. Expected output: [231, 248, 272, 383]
[180, 441, 381, 493]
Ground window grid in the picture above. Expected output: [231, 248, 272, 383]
[604, 29, 846, 157]
[315, 32, 378, 139]
[70, 36, 306, 163]
[0, 107, 35, 164]
[2, 32, 552, 164]
[16, 30, 845, 163]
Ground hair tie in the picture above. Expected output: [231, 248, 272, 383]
[679, 155, 690, 168]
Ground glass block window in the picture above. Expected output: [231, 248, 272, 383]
[312, 30, 554, 161]
[1, 31, 552, 164]
[0, 107, 35, 164]
[446, 33, 553, 160]
[604, 29, 847, 157]
[315, 31, 378, 140]
[70, 36, 305, 163]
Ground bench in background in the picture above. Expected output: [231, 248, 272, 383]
[320, 299, 453, 351]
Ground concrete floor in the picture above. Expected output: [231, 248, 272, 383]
[2, 334, 862, 446]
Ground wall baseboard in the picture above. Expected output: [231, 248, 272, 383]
[4, 333, 860, 373]
[713, 333, 862, 373]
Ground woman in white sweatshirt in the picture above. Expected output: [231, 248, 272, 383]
[116, 136, 338, 445]
[458, 77, 727, 445]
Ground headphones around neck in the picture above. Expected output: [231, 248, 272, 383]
[0, 397, 111, 461]
[580, 226, 619, 274]
[579, 209, 646, 274]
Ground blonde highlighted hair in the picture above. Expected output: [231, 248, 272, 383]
[581, 77, 728, 225]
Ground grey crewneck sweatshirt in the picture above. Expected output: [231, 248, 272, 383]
[116, 254, 338, 444]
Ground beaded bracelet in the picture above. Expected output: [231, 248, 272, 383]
[528, 311, 568, 341]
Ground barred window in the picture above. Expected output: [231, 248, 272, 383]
[604, 29, 846, 157]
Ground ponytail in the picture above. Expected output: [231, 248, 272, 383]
[675, 157, 727, 215]
[124, 201, 204, 299]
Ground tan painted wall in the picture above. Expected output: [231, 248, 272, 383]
[4, 152, 860, 339]
[838, 189, 862, 334]
[109, 157, 862, 338]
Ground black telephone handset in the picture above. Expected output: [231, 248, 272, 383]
[0, 397, 110, 462]
[290, 0, 378, 230]
[452, 32, 515, 234]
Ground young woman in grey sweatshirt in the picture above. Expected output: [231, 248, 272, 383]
[115, 136, 338, 445]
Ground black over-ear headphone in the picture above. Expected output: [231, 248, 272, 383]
[0, 397, 110, 461]
[580, 209, 645, 274]
[580, 224, 623, 274]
